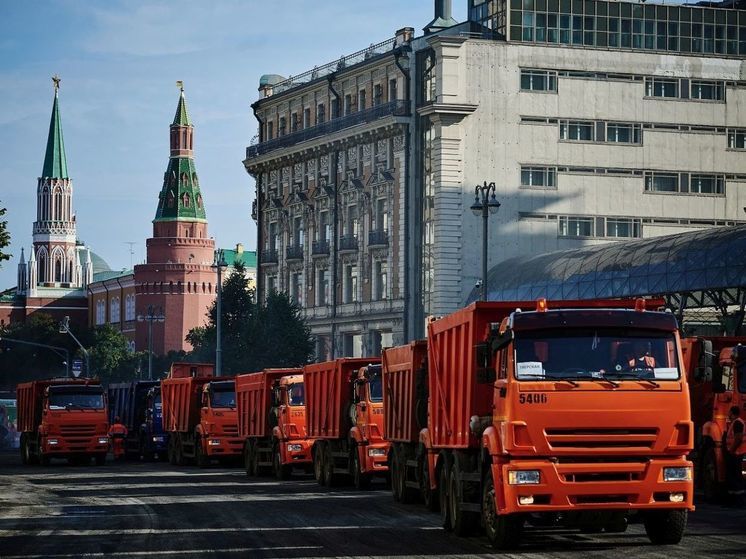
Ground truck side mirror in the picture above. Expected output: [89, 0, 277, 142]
[475, 343, 496, 384]
[696, 340, 713, 382]
[201, 392, 209, 407]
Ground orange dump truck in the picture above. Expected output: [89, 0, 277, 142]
[305, 358, 389, 488]
[681, 336, 746, 500]
[236, 368, 312, 479]
[17, 378, 109, 466]
[384, 300, 694, 549]
[161, 363, 241, 467]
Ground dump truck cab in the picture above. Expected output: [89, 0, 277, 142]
[272, 374, 312, 473]
[198, 379, 241, 459]
[350, 364, 389, 478]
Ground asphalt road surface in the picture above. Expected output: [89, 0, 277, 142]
[0, 451, 744, 558]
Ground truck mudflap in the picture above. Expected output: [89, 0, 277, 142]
[493, 459, 695, 515]
[362, 442, 390, 474]
[280, 438, 313, 465]
[42, 434, 109, 456]
[205, 436, 244, 456]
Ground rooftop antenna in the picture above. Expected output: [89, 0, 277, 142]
[124, 242, 136, 269]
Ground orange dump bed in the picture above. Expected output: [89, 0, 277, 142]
[304, 358, 380, 440]
[236, 369, 300, 438]
[382, 341, 427, 443]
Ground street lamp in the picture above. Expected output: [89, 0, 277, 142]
[137, 305, 165, 380]
[59, 316, 91, 378]
[212, 249, 228, 377]
[470, 181, 501, 301]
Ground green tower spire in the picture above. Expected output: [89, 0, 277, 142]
[172, 82, 191, 126]
[41, 76, 69, 179]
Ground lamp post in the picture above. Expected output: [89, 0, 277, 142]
[59, 316, 90, 377]
[212, 249, 228, 377]
[470, 181, 501, 301]
[137, 305, 165, 380]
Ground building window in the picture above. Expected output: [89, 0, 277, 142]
[645, 77, 679, 98]
[343, 333, 363, 358]
[728, 129, 746, 150]
[279, 117, 286, 136]
[290, 271, 303, 306]
[373, 198, 388, 232]
[559, 120, 594, 141]
[128, 341, 136, 353]
[373, 260, 388, 301]
[389, 78, 398, 101]
[690, 174, 725, 194]
[291, 112, 299, 132]
[343, 264, 358, 304]
[606, 123, 642, 144]
[520, 166, 556, 188]
[606, 218, 641, 238]
[96, 299, 105, 325]
[266, 121, 274, 140]
[520, 69, 557, 92]
[644, 172, 679, 192]
[317, 268, 329, 306]
[266, 274, 277, 295]
[331, 98, 339, 119]
[358, 89, 366, 111]
[316, 103, 326, 124]
[421, 50, 436, 104]
[559, 216, 594, 237]
[374, 83, 383, 106]
[344, 94, 353, 115]
[303, 107, 311, 128]
[110, 297, 120, 323]
[690, 80, 724, 101]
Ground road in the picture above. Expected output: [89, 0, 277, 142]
[0, 451, 743, 558]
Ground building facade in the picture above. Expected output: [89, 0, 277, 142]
[244, 30, 414, 359]
[247, 0, 746, 352]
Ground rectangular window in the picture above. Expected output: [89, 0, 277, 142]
[520, 69, 558, 92]
[343, 334, 363, 358]
[279, 117, 286, 136]
[344, 265, 358, 303]
[317, 268, 329, 306]
[374, 83, 384, 106]
[606, 122, 642, 144]
[606, 218, 641, 238]
[316, 103, 326, 124]
[520, 166, 557, 188]
[331, 98, 339, 119]
[358, 89, 366, 111]
[389, 78, 398, 101]
[318, 211, 329, 241]
[690, 174, 725, 194]
[303, 107, 311, 128]
[266, 121, 274, 141]
[290, 272, 303, 306]
[559, 120, 594, 141]
[344, 94, 353, 115]
[291, 112, 299, 132]
[374, 261, 388, 301]
[690, 80, 725, 101]
[373, 198, 388, 232]
[644, 172, 679, 192]
[559, 216, 594, 237]
[266, 274, 277, 295]
[645, 77, 679, 98]
[728, 129, 746, 149]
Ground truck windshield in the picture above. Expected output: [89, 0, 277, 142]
[210, 386, 236, 408]
[288, 383, 304, 406]
[368, 372, 383, 402]
[48, 388, 105, 410]
[514, 328, 680, 381]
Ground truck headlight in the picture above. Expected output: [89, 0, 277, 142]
[208, 439, 221, 446]
[287, 444, 303, 452]
[152, 436, 164, 442]
[98, 437, 109, 444]
[368, 448, 386, 457]
[508, 470, 541, 485]
[48, 439, 59, 445]
[663, 467, 691, 482]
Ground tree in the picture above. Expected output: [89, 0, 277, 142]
[186, 262, 314, 374]
[0, 202, 10, 265]
[85, 324, 145, 385]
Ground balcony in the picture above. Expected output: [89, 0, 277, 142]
[260, 249, 278, 265]
[286, 245, 304, 261]
[312, 240, 330, 257]
[368, 230, 389, 248]
[339, 234, 359, 253]
[246, 100, 410, 159]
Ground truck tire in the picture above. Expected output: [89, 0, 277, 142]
[314, 444, 326, 486]
[448, 460, 479, 536]
[244, 442, 253, 477]
[351, 445, 371, 490]
[20, 434, 29, 465]
[168, 437, 177, 465]
[420, 450, 439, 512]
[391, 447, 402, 501]
[644, 510, 687, 545]
[323, 444, 337, 487]
[94, 453, 106, 466]
[273, 446, 292, 480]
[482, 474, 522, 549]
[175, 435, 185, 466]
[195, 438, 209, 469]
[439, 460, 451, 530]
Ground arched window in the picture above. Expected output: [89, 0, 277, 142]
[196, 193, 203, 209]
[169, 281, 174, 293]
[167, 191, 175, 208]
[202, 282, 206, 293]
[38, 251, 47, 283]
[54, 187, 63, 221]
[182, 193, 190, 208]
[54, 258, 62, 282]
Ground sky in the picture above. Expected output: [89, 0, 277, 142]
[0, 0, 467, 289]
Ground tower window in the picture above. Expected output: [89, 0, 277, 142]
[182, 193, 191, 207]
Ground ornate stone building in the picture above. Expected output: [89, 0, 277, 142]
[244, 29, 414, 359]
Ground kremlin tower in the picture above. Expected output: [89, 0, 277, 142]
[134, 84, 216, 354]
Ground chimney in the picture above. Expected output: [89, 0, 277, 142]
[395, 27, 415, 47]
[435, 0, 451, 20]
[236, 243, 244, 254]
[424, 0, 458, 35]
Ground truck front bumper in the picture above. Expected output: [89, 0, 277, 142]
[494, 458, 694, 514]
[43, 436, 109, 456]
[363, 442, 390, 474]
[282, 439, 313, 465]
[205, 436, 243, 456]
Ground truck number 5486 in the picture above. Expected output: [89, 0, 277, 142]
[519, 393, 548, 404]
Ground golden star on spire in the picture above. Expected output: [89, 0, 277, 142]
[176, 80, 184, 92]
[52, 74, 61, 92]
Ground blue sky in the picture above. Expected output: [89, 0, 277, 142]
[0, 0, 466, 289]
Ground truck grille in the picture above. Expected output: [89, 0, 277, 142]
[545, 428, 657, 450]
[60, 424, 98, 451]
[223, 424, 238, 435]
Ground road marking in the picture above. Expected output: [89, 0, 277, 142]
[2, 545, 323, 559]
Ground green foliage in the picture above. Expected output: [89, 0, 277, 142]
[0, 202, 10, 266]
[86, 324, 145, 385]
[186, 262, 314, 374]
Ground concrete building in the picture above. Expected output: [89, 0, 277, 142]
[245, 0, 746, 355]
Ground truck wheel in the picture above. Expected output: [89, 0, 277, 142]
[702, 448, 722, 503]
[175, 436, 185, 466]
[20, 434, 29, 465]
[195, 439, 209, 469]
[482, 474, 522, 549]
[243, 443, 253, 477]
[168, 437, 177, 465]
[448, 461, 479, 536]
[391, 448, 402, 501]
[273, 447, 292, 480]
[439, 461, 451, 530]
[644, 510, 687, 545]
[420, 452, 439, 511]
[314, 445, 326, 486]
[323, 444, 337, 487]
[351, 446, 371, 490]
[94, 453, 106, 466]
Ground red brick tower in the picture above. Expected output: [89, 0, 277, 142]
[134, 85, 216, 354]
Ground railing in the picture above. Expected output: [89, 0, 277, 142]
[260, 249, 278, 264]
[339, 234, 359, 252]
[246, 100, 410, 158]
[286, 245, 304, 261]
[312, 240, 330, 256]
[368, 230, 389, 247]
[271, 37, 396, 96]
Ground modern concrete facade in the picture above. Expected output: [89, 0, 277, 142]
[245, 0, 746, 353]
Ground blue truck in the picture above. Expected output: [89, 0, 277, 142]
[108, 380, 167, 460]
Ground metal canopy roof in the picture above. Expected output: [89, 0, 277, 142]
[472, 226, 746, 317]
